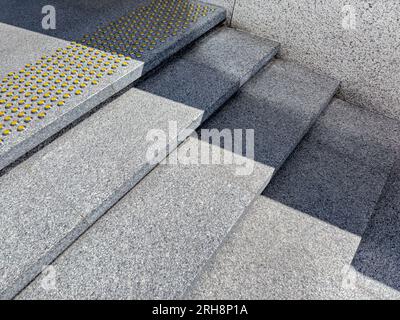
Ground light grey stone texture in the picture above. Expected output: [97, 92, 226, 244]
[184, 27, 280, 86]
[0, 56, 238, 299]
[232, 0, 400, 120]
[188, 98, 400, 300]
[353, 160, 400, 292]
[19, 58, 337, 300]
[0, 0, 225, 171]
[187, 196, 400, 300]
[17, 137, 260, 300]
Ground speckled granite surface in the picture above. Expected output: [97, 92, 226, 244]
[228, 0, 400, 120]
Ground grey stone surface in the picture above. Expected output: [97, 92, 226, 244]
[0, 0, 148, 42]
[0, 0, 225, 171]
[187, 97, 400, 300]
[18, 58, 337, 300]
[264, 98, 400, 236]
[184, 27, 279, 85]
[353, 160, 400, 292]
[231, 0, 400, 120]
[203, 0, 235, 24]
[188, 196, 400, 300]
[264, 141, 387, 236]
[17, 137, 260, 299]
[306, 99, 400, 173]
[0, 56, 238, 299]
[138, 57, 238, 122]
[202, 59, 338, 170]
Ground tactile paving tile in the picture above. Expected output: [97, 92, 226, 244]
[0, 0, 219, 160]
[80, 0, 216, 60]
[0, 44, 132, 143]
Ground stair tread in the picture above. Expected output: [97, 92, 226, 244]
[183, 27, 279, 85]
[353, 160, 400, 293]
[188, 98, 400, 300]
[0, 26, 277, 299]
[17, 59, 338, 299]
[188, 196, 400, 300]
[0, 0, 225, 171]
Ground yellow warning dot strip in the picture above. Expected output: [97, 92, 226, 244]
[0, 0, 216, 145]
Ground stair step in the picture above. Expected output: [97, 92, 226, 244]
[189, 196, 400, 300]
[353, 160, 400, 294]
[0, 27, 278, 299]
[183, 27, 279, 86]
[17, 60, 338, 299]
[0, 0, 225, 171]
[188, 99, 400, 300]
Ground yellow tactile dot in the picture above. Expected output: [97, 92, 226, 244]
[4, 115, 12, 121]
[0, 111, 5, 117]
[2, 129, 11, 136]
[11, 107, 19, 113]
[38, 112, 46, 119]
[17, 112, 25, 118]
[10, 120, 18, 126]
[57, 101, 65, 106]
[24, 104, 32, 110]
[38, 100, 45, 106]
[44, 105, 52, 110]
[31, 108, 39, 114]
[17, 125, 26, 132]
[24, 117, 32, 123]
[75, 90, 82, 95]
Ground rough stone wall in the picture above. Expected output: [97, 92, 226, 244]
[210, 0, 400, 120]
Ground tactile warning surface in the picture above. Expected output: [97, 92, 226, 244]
[80, 0, 216, 60]
[0, 0, 221, 164]
[0, 43, 132, 143]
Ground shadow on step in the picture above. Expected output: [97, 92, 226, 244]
[352, 160, 400, 292]
[262, 99, 400, 293]
[0, 0, 183, 44]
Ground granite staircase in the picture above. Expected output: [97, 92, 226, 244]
[1, 0, 400, 300]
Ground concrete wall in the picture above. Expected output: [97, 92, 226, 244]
[211, 0, 400, 120]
